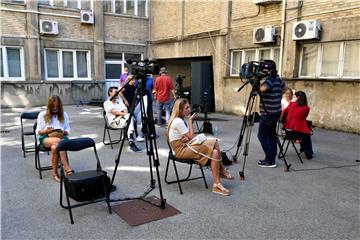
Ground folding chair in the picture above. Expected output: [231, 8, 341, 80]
[57, 137, 112, 224]
[102, 110, 125, 149]
[164, 141, 208, 194]
[20, 111, 40, 158]
[33, 122, 54, 179]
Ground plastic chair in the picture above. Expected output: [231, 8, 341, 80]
[102, 110, 125, 149]
[57, 137, 112, 224]
[164, 141, 208, 194]
[33, 122, 54, 179]
[20, 111, 40, 158]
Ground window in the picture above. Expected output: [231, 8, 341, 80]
[104, 0, 148, 17]
[37, 0, 92, 10]
[230, 47, 280, 76]
[299, 41, 360, 79]
[45, 49, 90, 80]
[0, 46, 25, 81]
[104, 52, 143, 80]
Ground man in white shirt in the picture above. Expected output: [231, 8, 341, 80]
[104, 87, 142, 152]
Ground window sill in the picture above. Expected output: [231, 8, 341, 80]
[38, 5, 83, 13]
[104, 12, 148, 20]
[285, 77, 360, 82]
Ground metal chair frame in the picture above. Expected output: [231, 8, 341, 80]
[102, 110, 125, 149]
[20, 111, 40, 158]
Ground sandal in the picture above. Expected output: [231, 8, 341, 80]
[52, 174, 60, 183]
[212, 183, 230, 196]
[221, 171, 234, 180]
[65, 169, 74, 176]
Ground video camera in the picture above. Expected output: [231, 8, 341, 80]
[126, 59, 160, 82]
[239, 60, 276, 88]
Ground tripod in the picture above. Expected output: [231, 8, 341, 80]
[194, 90, 213, 134]
[109, 77, 166, 209]
[233, 80, 291, 180]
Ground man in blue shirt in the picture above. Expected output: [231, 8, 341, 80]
[257, 61, 285, 168]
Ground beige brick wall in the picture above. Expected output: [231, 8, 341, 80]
[150, 0, 179, 40]
[104, 15, 148, 43]
[0, 11, 27, 36]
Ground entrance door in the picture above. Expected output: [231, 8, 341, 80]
[104, 60, 124, 95]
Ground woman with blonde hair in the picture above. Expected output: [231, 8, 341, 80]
[36, 95, 72, 182]
[167, 98, 233, 196]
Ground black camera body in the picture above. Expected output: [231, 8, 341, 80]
[127, 59, 160, 82]
[239, 60, 276, 88]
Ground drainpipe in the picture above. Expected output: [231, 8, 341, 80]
[279, 0, 286, 76]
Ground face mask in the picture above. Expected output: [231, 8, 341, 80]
[52, 108, 59, 114]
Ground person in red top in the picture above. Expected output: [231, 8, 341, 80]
[282, 91, 314, 159]
[154, 67, 176, 126]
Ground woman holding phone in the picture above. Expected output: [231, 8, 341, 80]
[167, 98, 233, 196]
[36, 95, 72, 182]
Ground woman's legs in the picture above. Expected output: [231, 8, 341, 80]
[210, 149, 221, 184]
[214, 140, 232, 178]
[44, 137, 71, 177]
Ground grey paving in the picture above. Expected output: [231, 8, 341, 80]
[1, 105, 359, 240]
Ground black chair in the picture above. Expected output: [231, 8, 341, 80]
[33, 122, 54, 179]
[57, 137, 112, 224]
[102, 110, 125, 149]
[20, 111, 40, 158]
[164, 141, 208, 194]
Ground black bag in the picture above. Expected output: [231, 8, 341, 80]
[203, 121, 213, 134]
[64, 170, 112, 202]
[221, 151, 232, 166]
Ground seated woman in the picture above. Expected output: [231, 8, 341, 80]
[282, 91, 314, 159]
[281, 87, 294, 111]
[36, 95, 72, 182]
[167, 98, 233, 196]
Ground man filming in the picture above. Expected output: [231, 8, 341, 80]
[257, 61, 285, 168]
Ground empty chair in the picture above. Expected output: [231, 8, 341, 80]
[57, 137, 112, 224]
[20, 111, 40, 158]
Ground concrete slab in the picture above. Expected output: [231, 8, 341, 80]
[1, 105, 359, 239]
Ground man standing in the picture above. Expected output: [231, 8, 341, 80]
[104, 86, 142, 152]
[154, 67, 176, 126]
[257, 61, 285, 168]
[119, 66, 129, 87]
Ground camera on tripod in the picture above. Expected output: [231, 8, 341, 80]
[239, 60, 277, 89]
[126, 59, 160, 83]
[175, 75, 186, 99]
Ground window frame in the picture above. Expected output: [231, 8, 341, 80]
[38, 0, 93, 10]
[0, 46, 25, 81]
[105, 0, 148, 17]
[230, 47, 280, 77]
[44, 48, 91, 81]
[299, 41, 360, 79]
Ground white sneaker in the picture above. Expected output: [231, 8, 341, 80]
[136, 136, 145, 142]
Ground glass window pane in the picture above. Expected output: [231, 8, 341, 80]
[0, 49, 3, 77]
[124, 53, 141, 62]
[62, 51, 74, 78]
[67, 0, 78, 8]
[126, 0, 135, 15]
[7, 48, 21, 77]
[244, 50, 256, 64]
[344, 41, 360, 77]
[103, 0, 112, 12]
[300, 45, 317, 77]
[81, 0, 91, 9]
[106, 63, 122, 79]
[273, 48, 280, 70]
[321, 43, 340, 77]
[53, 0, 64, 7]
[115, 0, 124, 13]
[259, 49, 270, 61]
[38, 0, 50, 5]
[46, 50, 59, 78]
[76, 51, 88, 78]
[137, 0, 146, 17]
[231, 51, 241, 75]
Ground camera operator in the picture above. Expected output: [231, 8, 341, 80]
[257, 61, 285, 168]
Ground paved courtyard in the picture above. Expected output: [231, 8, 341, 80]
[1, 105, 359, 239]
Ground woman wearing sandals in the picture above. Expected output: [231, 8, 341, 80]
[36, 95, 73, 182]
[167, 98, 233, 196]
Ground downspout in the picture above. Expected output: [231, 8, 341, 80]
[279, 0, 286, 76]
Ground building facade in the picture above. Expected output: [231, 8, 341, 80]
[1, 0, 359, 133]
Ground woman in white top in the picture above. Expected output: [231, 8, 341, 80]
[281, 87, 294, 111]
[36, 95, 72, 182]
[167, 98, 233, 196]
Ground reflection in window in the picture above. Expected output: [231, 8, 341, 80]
[81, 0, 91, 9]
[343, 42, 360, 77]
[126, 0, 135, 15]
[231, 51, 241, 76]
[76, 51, 88, 78]
[46, 50, 59, 78]
[137, 0, 146, 17]
[7, 48, 21, 77]
[104, 0, 112, 12]
[67, 0, 78, 8]
[244, 50, 256, 63]
[300, 45, 317, 77]
[62, 51, 74, 78]
[115, 0, 124, 13]
[321, 43, 340, 77]
[259, 49, 270, 61]
[38, 0, 50, 5]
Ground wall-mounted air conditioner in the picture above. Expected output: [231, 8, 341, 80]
[81, 10, 94, 24]
[253, 0, 282, 5]
[292, 19, 321, 40]
[253, 26, 275, 44]
[40, 20, 59, 35]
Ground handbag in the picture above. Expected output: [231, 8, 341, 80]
[188, 133, 207, 145]
[48, 129, 64, 139]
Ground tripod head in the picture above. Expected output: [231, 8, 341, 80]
[175, 75, 185, 99]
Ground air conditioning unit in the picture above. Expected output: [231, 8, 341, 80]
[292, 19, 321, 40]
[40, 20, 59, 35]
[81, 10, 94, 24]
[253, 26, 275, 44]
[253, 0, 281, 5]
